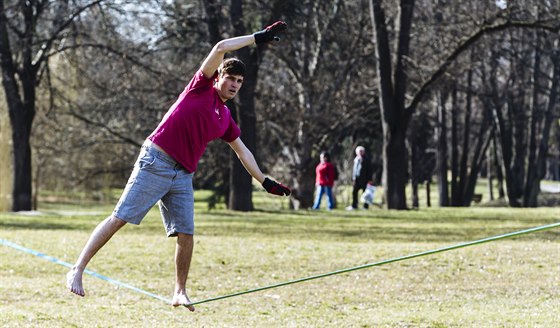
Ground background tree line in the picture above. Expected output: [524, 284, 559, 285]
[1, 0, 559, 212]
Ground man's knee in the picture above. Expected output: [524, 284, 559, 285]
[176, 232, 193, 244]
[108, 215, 128, 228]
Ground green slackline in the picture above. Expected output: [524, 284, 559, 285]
[187, 221, 560, 307]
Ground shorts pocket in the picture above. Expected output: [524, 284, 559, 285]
[137, 150, 156, 169]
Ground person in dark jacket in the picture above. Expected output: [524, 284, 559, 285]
[347, 146, 372, 210]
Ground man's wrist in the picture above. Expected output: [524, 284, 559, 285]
[262, 177, 271, 186]
[253, 30, 267, 44]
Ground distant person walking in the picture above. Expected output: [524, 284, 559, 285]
[312, 151, 336, 210]
[347, 146, 372, 210]
[66, 22, 290, 312]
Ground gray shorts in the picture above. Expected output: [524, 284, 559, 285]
[113, 141, 194, 237]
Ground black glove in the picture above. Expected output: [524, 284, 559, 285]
[262, 177, 291, 196]
[253, 21, 287, 44]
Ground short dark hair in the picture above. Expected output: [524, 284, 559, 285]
[320, 151, 330, 162]
[219, 58, 245, 77]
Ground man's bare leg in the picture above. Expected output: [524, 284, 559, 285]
[172, 233, 195, 311]
[66, 216, 127, 296]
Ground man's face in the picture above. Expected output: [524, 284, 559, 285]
[215, 72, 244, 101]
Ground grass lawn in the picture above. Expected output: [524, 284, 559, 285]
[0, 189, 559, 327]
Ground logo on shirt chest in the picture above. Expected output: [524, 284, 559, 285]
[215, 107, 222, 119]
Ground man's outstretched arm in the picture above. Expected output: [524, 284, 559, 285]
[228, 137, 265, 183]
[228, 138, 290, 196]
[200, 35, 255, 79]
[200, 21, 287, 79]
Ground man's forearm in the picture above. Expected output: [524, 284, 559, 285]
[238, 151, 265, 184]
[214, 35, 255, 54]
[229, 138, 265, 183]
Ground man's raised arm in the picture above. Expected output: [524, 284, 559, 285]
[200, 21, 287, 79]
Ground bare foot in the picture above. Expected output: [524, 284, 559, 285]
[66, 267, 85, 297]
[172, 290, 195, 312]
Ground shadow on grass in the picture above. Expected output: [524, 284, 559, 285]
[144, 207, 560, 242]
[0, 213, 97, 231]
[205, 209, 313, 217]
[0, 220, 78, 231]
[1, 209, 558, 243]
[196, 219, 560, 243]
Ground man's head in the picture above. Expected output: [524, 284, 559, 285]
[218, 58, 246, 77]
[355, 146, 365, 157]
[320, 151, 330, 163]
[215, 58, 246, 101]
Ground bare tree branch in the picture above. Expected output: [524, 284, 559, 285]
[68, 107, 143, 148]
[32, 0, 106, 68]
[46, 42, 173, 78]
[407, 18, 560, 114]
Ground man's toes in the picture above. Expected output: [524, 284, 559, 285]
[75, 288, 85, 297]
[69, 286, 84, 297]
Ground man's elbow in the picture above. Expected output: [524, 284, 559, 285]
[214, 41, 228, 54]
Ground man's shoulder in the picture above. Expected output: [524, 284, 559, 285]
[186, 69, 217, 91]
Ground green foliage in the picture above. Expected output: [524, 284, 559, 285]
[0, 190, 558, 326]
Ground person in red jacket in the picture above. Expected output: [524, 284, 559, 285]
[312, 151, 336, 210]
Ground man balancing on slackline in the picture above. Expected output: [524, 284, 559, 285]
[66, 21, 290, 312]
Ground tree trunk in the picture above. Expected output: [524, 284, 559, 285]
[492, 60, 522, 207]
[425, 180, 431, 207]
[493, 134, 506, 199]
[293, 163, 315, 210]
[487, 144, 494, 201]
[509, 70, 527, 205]
[523, 30, 542, 207]
[383, 125, 408, 209]
[228, 71, 257, 211]
[410, 142, 419, 209]
[450, 88, 460, 205]
[459, 66, 473, 205]
[437, 91, 449, 206]
[462, 123, 492, 205]
[227, 0, 290, 210]
[461, 72, 493, 206]
[0, 2, 34, 211]
[226, 1, 259, 211]
[200, 0, 257, 211]
[493, 102, 518, 206]
[227, 64, 257, 211]
[525, 39, 560, 206]
[370, 0, 414, 210]
[10, 112, 33, 211]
